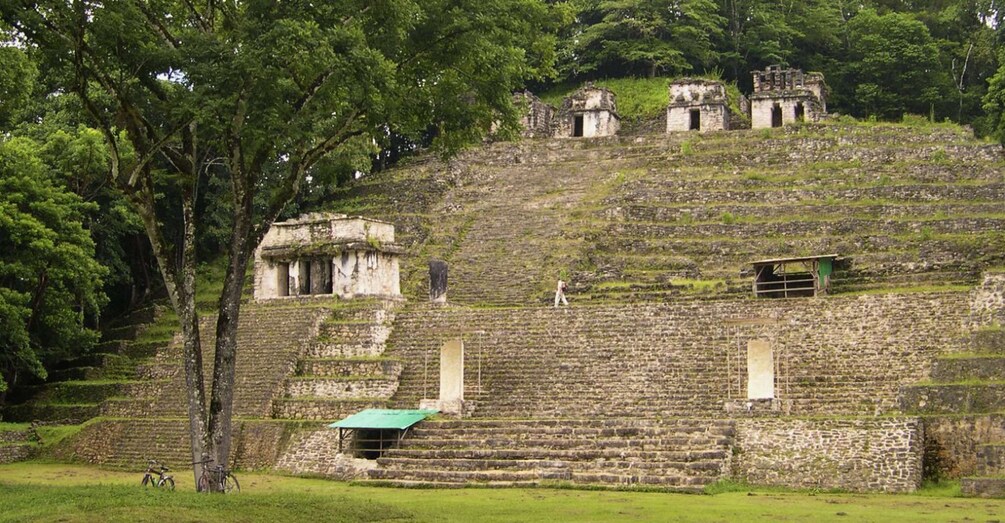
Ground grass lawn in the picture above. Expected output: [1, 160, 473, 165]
[1, 463, 1003, 523]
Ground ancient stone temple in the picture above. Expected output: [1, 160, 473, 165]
[553, 84, 620, 138]
[253, 213, 403, 300]
[513, 91, 554, 138]
[749, 66, 827, 129]
[666, 79, 731, 133]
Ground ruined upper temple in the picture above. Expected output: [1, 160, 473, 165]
[552, 83, 620, 138]
[749, 66, 827, 129]
[666, 78, 732, 133]
[253, 213, 403, 301]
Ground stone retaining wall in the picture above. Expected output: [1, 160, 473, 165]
[922, 415, 1005, 478]
[0, 444, 34, 464]
[733, 418, 923, 492]
[274, 428, 375, 480]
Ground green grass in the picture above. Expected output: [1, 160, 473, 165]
[2, 463, 1004, 523]
[0, 422, 32, 432]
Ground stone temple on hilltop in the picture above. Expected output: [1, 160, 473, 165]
[749, 65, 827, 129]
[253, 213, 403, 300]
[552, 83, 621, 138]
[666, 78, 734, 133]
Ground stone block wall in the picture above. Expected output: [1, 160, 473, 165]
[733, 418, 923, 492]
[750, 94, 825, 129]
[967, 273, 1005, 328]
[388, 292, 968, 418]
[0, 444, 34, 464]
[922, 415, 1005, 478]
[274, 428, 376, 479]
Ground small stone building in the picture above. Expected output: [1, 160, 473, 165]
[552, 84, 620, 138]
[666, 79, 731, 133]
[513, 91, 554, 138]
[749, 66, 827, 129]
[253, 213, 403, 301]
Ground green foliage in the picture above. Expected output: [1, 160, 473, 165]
[0, 46, 37, 128]
[0, 137, 107, 392]
[835, 10, 950, 119]
[568, 0, 725, 78]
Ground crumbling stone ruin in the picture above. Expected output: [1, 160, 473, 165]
[749, 65, 827, 129]
[552, 83, 621, 138]
[253, 213, 403, 300]
[666, 78, 732, 132]
[513, 91, 554, 138]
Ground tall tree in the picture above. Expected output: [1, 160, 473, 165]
[572, 0, 724, 78]
[3, 0, 557, 490]
[838, 9, 950, 119]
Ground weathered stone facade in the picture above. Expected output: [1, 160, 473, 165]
[275, 428, 376, 480]
[552, 84, 620, 138]
[923, 415, 1005, 478]
[254, 213, 403, 301]
[388, 292, 968, 419]
[666, 79, 730, 133]
[513, 91, 554, 138]
[750, 66, 827, 129]
[733, 418, 923, 493]
[967, 273, 1005, 328]
[0, 444, 34, 464]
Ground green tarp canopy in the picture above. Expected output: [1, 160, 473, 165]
[328, 409, 438, 430]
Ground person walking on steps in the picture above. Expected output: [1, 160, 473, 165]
[555, 278, 569, 307]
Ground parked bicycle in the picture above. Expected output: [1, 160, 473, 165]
[140, 460, 175, 490]
[192, 457, 240, 493]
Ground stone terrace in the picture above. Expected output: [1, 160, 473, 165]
[386, 293, 968, 419]
[325, 123, 1005, 305]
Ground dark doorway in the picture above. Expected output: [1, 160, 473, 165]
[353, 428, 402, 459]
[573, 115, 584, 137]
[689, 109, 701, 131]
[794, 102, 805, 122]
[298, 261, 311, 295]
[771, 104, 783, 128]
[277, 262, 290, 297]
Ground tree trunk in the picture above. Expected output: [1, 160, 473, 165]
[206, 211, 254, 481]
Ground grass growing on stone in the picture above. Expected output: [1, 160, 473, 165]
[2, 463, 1005, 523]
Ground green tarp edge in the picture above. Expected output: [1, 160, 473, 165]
[328, 408, 438, 430]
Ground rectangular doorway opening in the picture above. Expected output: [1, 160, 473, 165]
[277, 262, 290, 297]
[771, 104, 783, 128]
[573, 115, 584, 137]
[794, 102, 805, 122]
[689, 109, 701, 131]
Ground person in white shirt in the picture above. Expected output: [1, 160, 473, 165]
[554, 279, 568, 307]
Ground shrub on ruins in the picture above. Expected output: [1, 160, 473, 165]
[0, 137, 107, 399]
[2, 0, 559, 490]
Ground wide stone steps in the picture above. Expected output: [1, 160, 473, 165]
[367, 418, 734, 490]
[932, 356, 1005, 382]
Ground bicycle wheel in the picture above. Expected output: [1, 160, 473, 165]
[197, 474, 210, 492]
[158, 477, 175, 490]
[141, 475, 151, 487]
[223, 473, 240, 493]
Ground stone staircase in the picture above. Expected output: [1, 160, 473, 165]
[324, 124, 1004, 306]
[366, 418, 735, 491]
[272, 300, 402, 421]
[2, 304, 168, 425]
